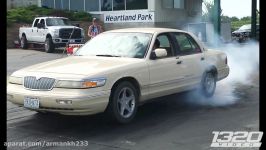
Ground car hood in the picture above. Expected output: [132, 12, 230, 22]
[232, 29, 250, 33]
[17, 56, 143, 76]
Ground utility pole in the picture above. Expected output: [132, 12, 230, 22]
[251, 0, 257, 39]
[213, 0, 221, 46]
[213, 0, 221, 35]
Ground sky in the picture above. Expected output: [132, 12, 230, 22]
[220, 0, 260, 18]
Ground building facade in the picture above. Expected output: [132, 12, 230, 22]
[41, 0, 203, 30]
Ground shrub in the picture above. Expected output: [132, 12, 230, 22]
[7, 5, 92, 27]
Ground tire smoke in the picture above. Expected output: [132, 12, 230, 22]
[185, 41, 259, 107]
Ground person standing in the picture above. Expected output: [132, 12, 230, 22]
[88, 18, 103, 39]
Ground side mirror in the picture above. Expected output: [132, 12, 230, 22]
[75, 23, 80, 27]
[150, 48, 167, 59]
[37, 23, 44, 28]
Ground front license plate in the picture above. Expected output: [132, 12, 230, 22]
[24, 97, 40, 109]
[69, 39, 75, 43]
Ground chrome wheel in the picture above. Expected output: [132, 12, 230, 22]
[107, 81, 138, 123]
[117, 87, 136, 118]
[45, 40, 49, 51]
[204, 73, 215, 94]
[20, 36, 28, 49]
[44, 37, 54, 53]
[21, 38, 25, 48]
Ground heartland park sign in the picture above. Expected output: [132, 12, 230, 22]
[104, 11, 154, 23]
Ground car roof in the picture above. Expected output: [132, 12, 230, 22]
[105, 28, 188, 34]
[35, 16, 68, 20]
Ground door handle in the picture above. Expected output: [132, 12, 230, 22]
[177, 60, 182, 64]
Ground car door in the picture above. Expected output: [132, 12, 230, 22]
[148, 33, 187, 99]
[28, 19, 39, 42]
[172, 32, 205, 87]
[36, 19, 46, 42]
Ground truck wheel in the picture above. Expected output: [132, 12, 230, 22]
[200, 71, 216, 97]
[20, 35, 28, 49]
[45, 37, 54, 53]
[107, 81, 138, 124]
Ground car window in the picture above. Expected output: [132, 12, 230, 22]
[174, 33, 201, 55]
[75, 32, 152, 58]
[46, 18, 72, 26]
[155, 34, 174, 57]
[239, 24, 251, 30]
[33, 19, 39, 27]
[40, 19, 45, 26]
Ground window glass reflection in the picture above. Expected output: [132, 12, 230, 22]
[126, 0, 148, 10]
[101, 0, 112, 11]
[113, 0, 125, 10]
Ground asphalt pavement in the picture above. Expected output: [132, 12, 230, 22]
[6, 48, 260, 150]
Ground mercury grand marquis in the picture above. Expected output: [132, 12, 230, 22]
[7, 28, 229, 123]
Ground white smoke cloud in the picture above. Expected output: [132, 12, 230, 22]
[222, 42, 259, 84]
[184, 40, 259, 107]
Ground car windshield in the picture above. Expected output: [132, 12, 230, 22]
[46, 18, 72, 26]
[239, 24, 251, 30]
[75, 32, 152, 58]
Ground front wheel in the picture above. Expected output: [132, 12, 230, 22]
[107, 81, 138, 124]
[44, 37, 54, 53]
[201, 72, 216, 97]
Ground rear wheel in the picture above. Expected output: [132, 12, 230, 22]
[20, 35, 28, 49]
[45, 37, 54, 53]
[201, 72, 216, 97]
[107, 81, 138, 124]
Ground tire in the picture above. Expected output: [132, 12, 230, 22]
[44, 37, 54, 53]
[20, 35, 28, 49]
[200, 71, 216, 97]
[107, 81, 139, 124]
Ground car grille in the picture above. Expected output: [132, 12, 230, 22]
[24, 76, 56, 90]
[59, 28, 81, 39]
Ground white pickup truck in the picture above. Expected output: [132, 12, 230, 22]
[19, 17, 85, 53]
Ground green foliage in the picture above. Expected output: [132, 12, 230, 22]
[231, 20, 251, 31]
[201, 1, 259, 32]
[70, 11, 92, 21]
[7, 5, 92, 27]
[230, 16, 239, 22]
[221, 15, 230, 22]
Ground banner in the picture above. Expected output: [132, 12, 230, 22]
[104, 11, 154, 23]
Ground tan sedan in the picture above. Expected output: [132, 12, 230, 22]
[7, 28, 229, 123]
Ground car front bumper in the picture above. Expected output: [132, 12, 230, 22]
[7, 84, 110, 115]
[52, 38, 85, 47]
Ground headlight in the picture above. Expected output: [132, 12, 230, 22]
[55, 78, 106, 89]
[51, 29, 59, 37]
[81, 29, 85, 38]
[9, 76, 23, 85]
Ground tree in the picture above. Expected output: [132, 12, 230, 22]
[221, 15, 230, 22]
[202, 0, 222, 22]
[230, 16, 239, 22]
[240, 16, 251, 21]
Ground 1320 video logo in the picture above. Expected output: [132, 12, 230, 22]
[210, 131, 263, 147]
